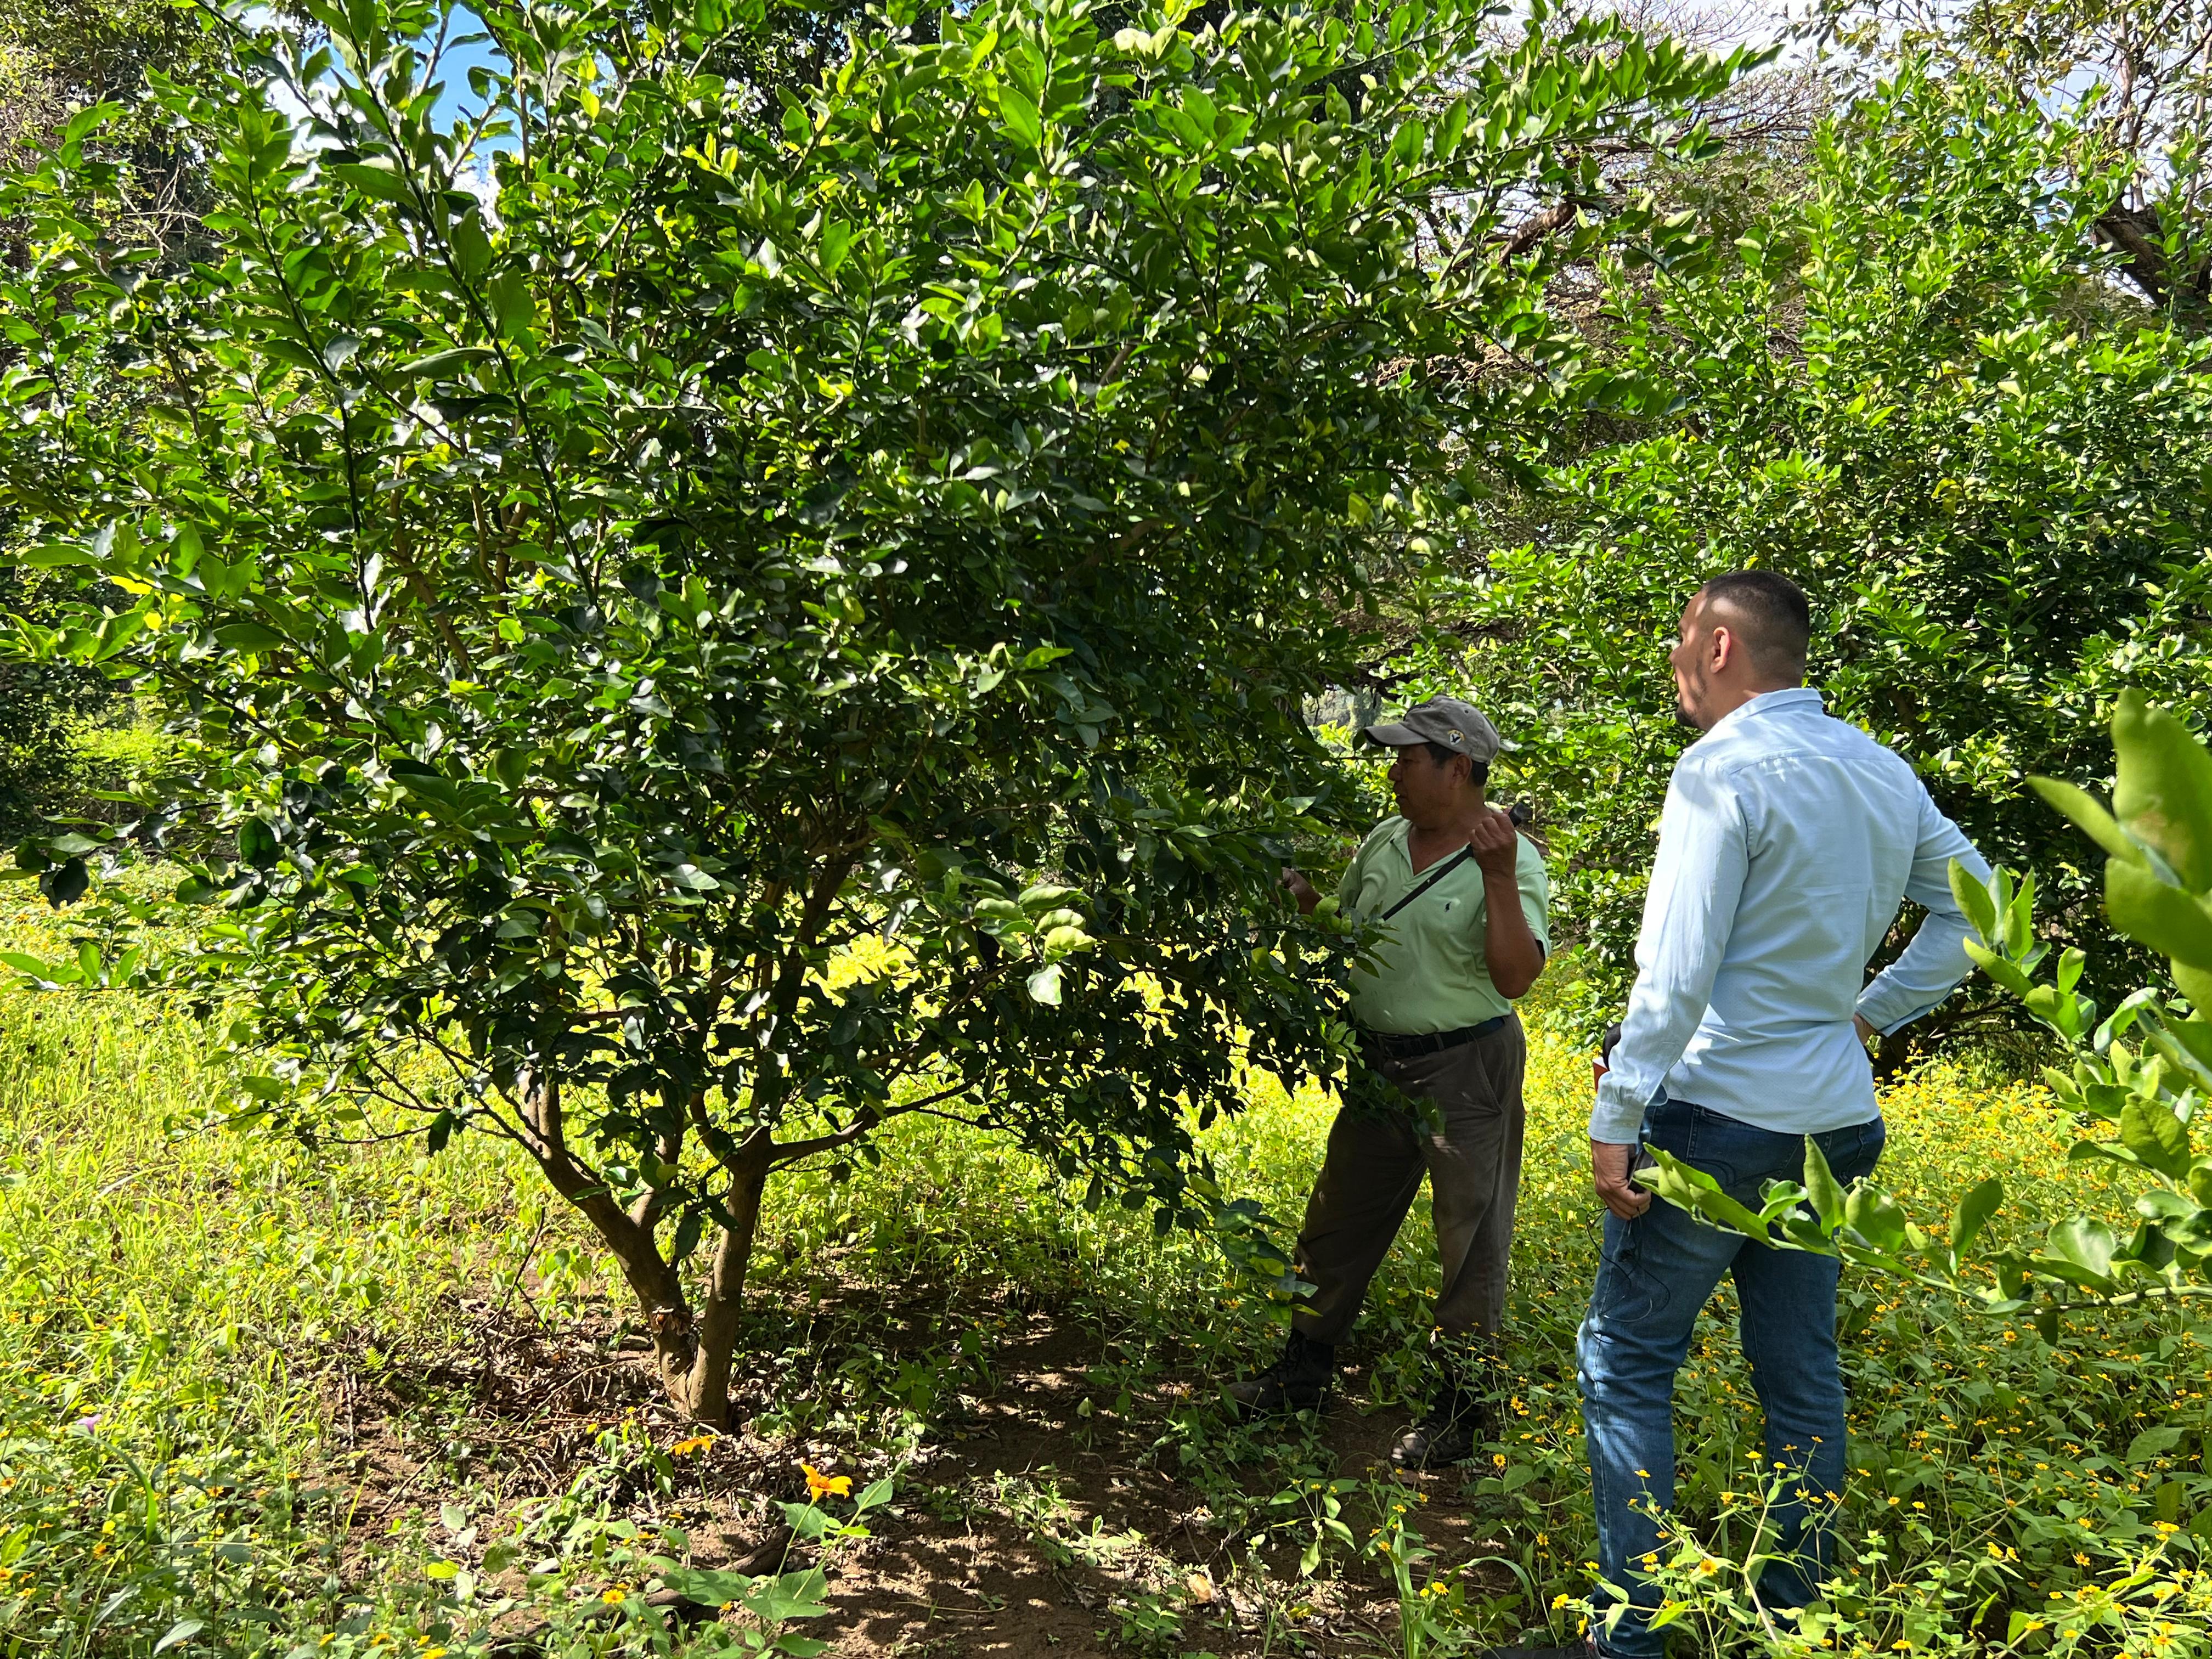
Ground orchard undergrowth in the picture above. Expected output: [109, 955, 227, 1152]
[2, 881, 2208, 1657]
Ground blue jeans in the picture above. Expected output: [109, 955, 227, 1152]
[1577, 1097, 1886, 1657]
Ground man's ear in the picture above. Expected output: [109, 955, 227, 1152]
[1708, 624, 1739, 674]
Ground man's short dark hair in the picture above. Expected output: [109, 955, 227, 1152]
[1421, 741, 1489, 788]
[1699, 570, 1810, 679]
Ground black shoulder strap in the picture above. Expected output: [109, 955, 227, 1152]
[1380, 845, 1476, 922]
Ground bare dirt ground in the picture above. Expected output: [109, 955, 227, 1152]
[321, 1294, 1539, 1658]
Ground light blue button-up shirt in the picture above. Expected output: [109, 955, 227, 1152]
[1589, 686, 1992, 1144]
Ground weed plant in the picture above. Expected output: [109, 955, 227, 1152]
[3, 882, 2210, 1656]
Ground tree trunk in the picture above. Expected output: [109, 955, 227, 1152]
[2095, 201, 2212, 326]
[517, 1074, 783, 1427]
[518, 1070, 761, 1426]
[668, 1134, 773, 1428]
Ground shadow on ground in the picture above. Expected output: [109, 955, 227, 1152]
[321, 1291, 1550, 1657]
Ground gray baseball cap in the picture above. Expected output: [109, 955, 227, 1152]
[1361, 696, 1504, 763]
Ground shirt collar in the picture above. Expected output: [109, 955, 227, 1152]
[1707, 685, 1822, 740]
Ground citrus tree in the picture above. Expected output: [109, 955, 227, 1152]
[0, 0, 1745, 1420]
[1412, 67, 2212, 1049]
[1643, 691, 2212, 1363]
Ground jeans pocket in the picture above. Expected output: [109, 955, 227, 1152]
[1818, 1118, 1887, 1186]
[1593, 1212, 1670, 1325]
[1653, 1110, 1736, 1195]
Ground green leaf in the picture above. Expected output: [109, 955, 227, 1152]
[661, 1567, 758, 1606]
[238, 818, 278, 868]
[2120, 1096, 2191, 1181]
[2175, 960, 2212, 1013]
[450, 208, 494, 281]
[1963, 939, 2035, 998]
[997, 88, 1042, 147]
[214, 622, 288, 652]
[2027, 778, 2140, 867]
[1639, 1148, 1774, 1243]
[401, 346, 498, 379]
[1026, 962, 1062, 1005]
[153, 1620, 204, 1655]
[2040, 1216, 2117, 1284]
[1949, 859, 1998, 941]
[487, 270, 534, 340]
[853, 1477, 895, 1511]
[2166, 1016, 2212, 1076]
[329, 160, 410, 204]
[40, 857, 89, 907]
[1845, 1186, 1910, 1254]
[2107, 860, 2212, 968]
[2126, 1425, 2185, 1463]
[1950, 1177, 2004, 1257]
[2112, 691, 2212, 891]
[1802, 1134, 1845, 1233]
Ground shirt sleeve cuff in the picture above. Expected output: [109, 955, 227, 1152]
[1588, 1076, 1648, 1145]
[1855, 990, 1943, 1040]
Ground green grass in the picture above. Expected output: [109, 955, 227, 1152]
[3, 879, 2211, 1658]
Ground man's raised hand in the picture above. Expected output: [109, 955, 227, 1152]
[1469, 805, 1521, 878]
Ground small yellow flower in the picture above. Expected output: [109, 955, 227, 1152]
[670, 1435, 717, 1457]
[802, 1463, 852, 1500]
[601, 1589, 626, 1606]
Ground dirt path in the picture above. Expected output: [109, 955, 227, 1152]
[326, 1299, 1541, 1658]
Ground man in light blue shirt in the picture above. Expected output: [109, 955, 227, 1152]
[1505, 572, 1988, 1659]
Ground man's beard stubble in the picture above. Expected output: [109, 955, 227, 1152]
[1674, 665, 1710, 733]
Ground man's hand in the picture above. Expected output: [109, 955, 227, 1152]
[1592, 1139, 1652, 1221]
[1468, 805, 1520, 879]
[1474, 806, 1544, 998]
[1280, 866, 1320, 916]
[1854, 1013, 1877, 1047]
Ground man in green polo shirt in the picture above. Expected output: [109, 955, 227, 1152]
[1229, 695, 1549, 1469]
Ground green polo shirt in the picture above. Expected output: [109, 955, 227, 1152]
[1337, 816, 1551, 1036]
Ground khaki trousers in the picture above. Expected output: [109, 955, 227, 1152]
[1289, 1015, 1528, 1345]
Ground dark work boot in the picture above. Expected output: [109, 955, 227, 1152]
[1380, 1353, 1504, 1477]
[1226, 1329, 1336, 1417]
[1390, 1379, 1497, 1470]
[1393, 1331, 1505, 1469]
